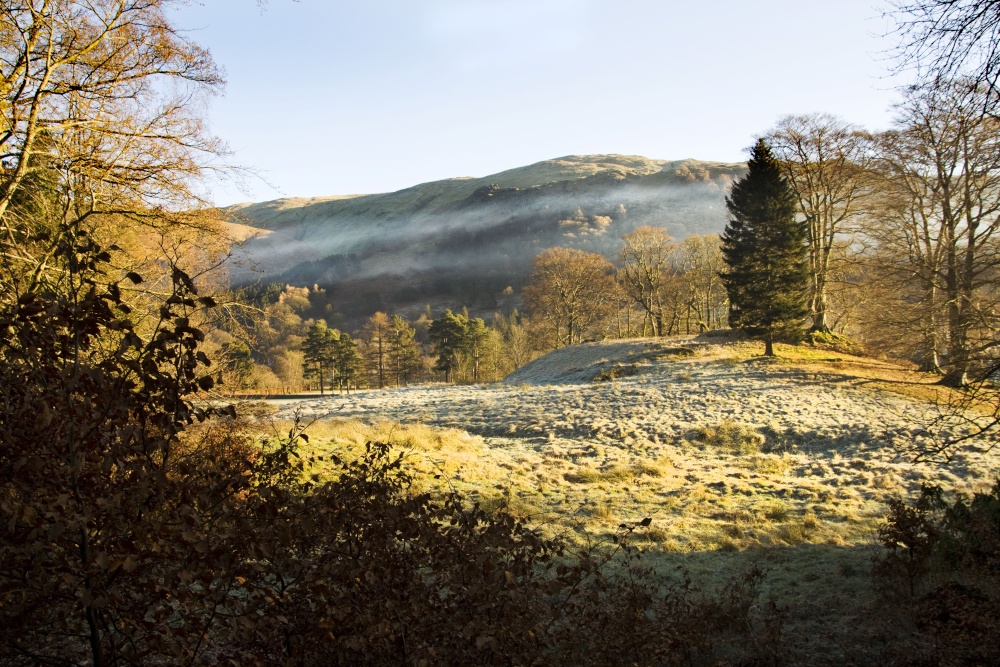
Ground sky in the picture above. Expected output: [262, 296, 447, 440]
[170, 1, 912, 205]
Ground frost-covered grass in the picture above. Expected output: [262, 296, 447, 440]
[268, 337, 1000, 662]
[274, 337, 999, 551]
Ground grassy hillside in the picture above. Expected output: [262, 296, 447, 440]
[225, 155, 745, 318]
[228, 155, 738, 231]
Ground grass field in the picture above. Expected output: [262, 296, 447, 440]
[261, 336, 1000, 662]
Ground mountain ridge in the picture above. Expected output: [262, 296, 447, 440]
[224, 154, 746, 322]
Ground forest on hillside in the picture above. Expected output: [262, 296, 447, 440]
[3, 0, 1000, 665]
[220, 81, 1000, 394]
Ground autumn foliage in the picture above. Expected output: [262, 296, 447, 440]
[0, 224, 791, 664]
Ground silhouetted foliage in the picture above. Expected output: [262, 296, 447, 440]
[873, 482, 1000, 665]
[0, 226, 243, 664]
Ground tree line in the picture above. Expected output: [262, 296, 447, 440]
[522, 80, 1000, 388]
[221, 83, 1000, 393]
[209, 229, 726, 392]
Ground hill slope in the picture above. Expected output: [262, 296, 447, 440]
[227, 155, 745, 318]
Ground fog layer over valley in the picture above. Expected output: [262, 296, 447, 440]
[228, 155, 742, 315]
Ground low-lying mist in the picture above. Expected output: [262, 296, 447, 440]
[225, 155, 744, 318]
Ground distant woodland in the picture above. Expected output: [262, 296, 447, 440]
[4, 0, 1000, 665]
[221, 80, 1000, 393]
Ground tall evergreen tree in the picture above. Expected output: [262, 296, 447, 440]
[363, 312, 392, 388]
[462, 317, 489, 382]
[429, 310, 467, 383]
[389, 314, 423, 386]
[302, 320, 338, 394]
[333, 333, 364, 394]
[721, 139, 809, 356]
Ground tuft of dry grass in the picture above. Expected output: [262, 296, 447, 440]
[696, 421, 765, 454]
[589, 502, 615, 520]
[564, 460, 671, 484]
[743, 454, 791, 475]
[757, 499, 790, 523]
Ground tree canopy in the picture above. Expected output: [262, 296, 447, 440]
[523, 247, 617, 348]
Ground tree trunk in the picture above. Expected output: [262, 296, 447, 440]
[939, 366, 968, 387]
[809, 285, 829, 332]
[764, 332, 775, 357]
[919, 284, 943, 373]
[941, 246, 970, 387]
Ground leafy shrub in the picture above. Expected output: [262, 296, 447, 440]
[936, 480, 1000, 572]
[873, 493, 941, 595]
[872, 482, 1000, 664]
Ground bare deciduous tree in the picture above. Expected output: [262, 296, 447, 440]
[619, 226, 677, 336]
[888, 0, 1000, 106]
[675, 234, 727, 332]
[523, 247, 617, 349]
[873, 83, 1000, 385]
[765, 114, 874, 332]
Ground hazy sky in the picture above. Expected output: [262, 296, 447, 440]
[171, 1, 909, 205]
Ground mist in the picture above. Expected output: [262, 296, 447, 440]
[224, 155, 744, 318]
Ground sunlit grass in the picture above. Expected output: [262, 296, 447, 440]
[258, 336, 1000, 658]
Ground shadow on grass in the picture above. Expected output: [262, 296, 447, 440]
[634, 541, 887, 665]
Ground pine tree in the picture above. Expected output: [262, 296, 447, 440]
[302, 320, 338, 394]
[333, 333, 364, 394]
[721, 139, 809, 356]
[363, 312, 392, 388]
[462, 317, 489, 382]
[389, 315, 422, 386]
[429, 310, 467, 383]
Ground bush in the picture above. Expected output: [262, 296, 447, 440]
[0, 229, 790, 665]
[872, 482, 1000, 664]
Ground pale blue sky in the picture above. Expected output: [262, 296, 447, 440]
[172, 1, 909, 205]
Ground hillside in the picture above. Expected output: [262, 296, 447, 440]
[269, 337, 1000, 662]
[226, 155, 744, 318]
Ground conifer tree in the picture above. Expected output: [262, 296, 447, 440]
[463, 317, 489, 382]
[721, 139, 809, 356]
[302, 320, 338, 394]
[333, 333, 364, 394]
[429, 310, 467, 383]
[363, 312, 392, 388]
[389, 314, 423, 386]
